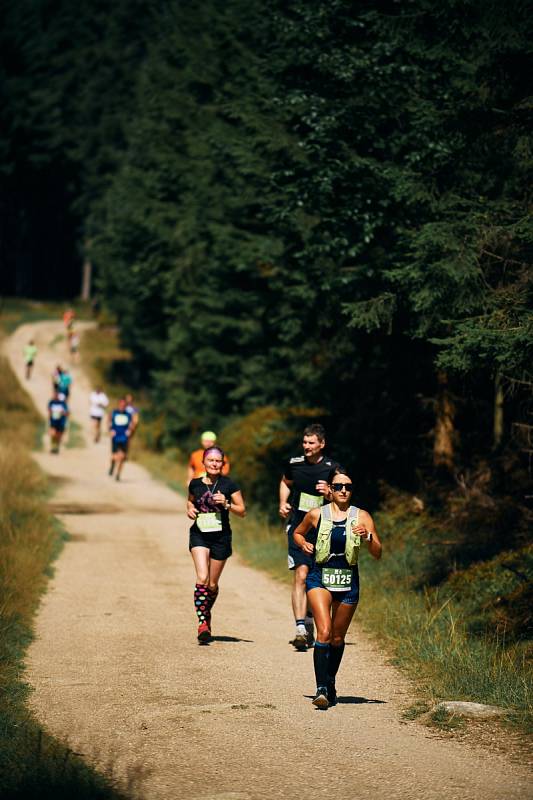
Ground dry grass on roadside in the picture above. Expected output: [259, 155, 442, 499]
[0, 356, 42, 450]
[0, 333, 133, 798]
[361, 504, 533, 732]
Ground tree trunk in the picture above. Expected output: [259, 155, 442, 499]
[433, 371, 455, 472]
[81, 243, 92, 300]
[493, 372, 504, 449]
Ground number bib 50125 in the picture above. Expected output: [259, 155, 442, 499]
[197, 512, 223, 533]
[321, 567, 352, 591]
[298, 492, 324, 512]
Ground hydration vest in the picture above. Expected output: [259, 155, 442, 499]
[315, 504, 361, 566]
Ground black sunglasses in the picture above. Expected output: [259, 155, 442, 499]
[331, 482, 353, 492]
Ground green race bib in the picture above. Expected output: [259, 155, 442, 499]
[322, 567, 352, 592]
[197, 512, 223, 533]
[298, 492, 324, 512]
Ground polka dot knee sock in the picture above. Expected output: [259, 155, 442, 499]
[194, 584, 209, 625]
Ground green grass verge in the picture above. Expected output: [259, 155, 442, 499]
[66, 419, 85, 449]
[0, 307, 131, 799]
[0, 298, 92, 334]
[49, 333, 65, 348]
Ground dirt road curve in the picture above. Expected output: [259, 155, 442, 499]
[6, 321, 532, 800]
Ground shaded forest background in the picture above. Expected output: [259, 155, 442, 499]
[1, 1, 532, 612]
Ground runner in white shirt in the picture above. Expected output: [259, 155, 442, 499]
[89, 387, 109, 443]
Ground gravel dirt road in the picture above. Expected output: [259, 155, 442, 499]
[6, 320, 532, 800]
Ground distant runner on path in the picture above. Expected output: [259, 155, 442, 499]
[23, 340, 37, 380]
[89, 386, 109, 443]
[187, 446, 245, 643]
[48, 389, 69, 454]
[108, 398, 133, 482]
[56, 368, 72, 400]
[63, 308, 75, 331]
[279, 424, 339, 652]
[188, 431, 230, 483]
[69, 329, 80, 364]
[293, 467, 382, 709]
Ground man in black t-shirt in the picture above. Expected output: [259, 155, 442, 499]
[279, 423, 339, 650]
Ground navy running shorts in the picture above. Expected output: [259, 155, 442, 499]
[112, 439, 129, 454]
[50, 421, 66, 432]
[306, 564, 360, 605]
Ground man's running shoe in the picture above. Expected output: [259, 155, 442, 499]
[197, 621, 212, 643]
[305, 629, 315, 648]
[290, 634, 308, 651]
[327, 682, 337, 706]
[312, 687, 329, 709]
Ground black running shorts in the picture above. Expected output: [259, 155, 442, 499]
[287, 520, 313, 570]
[189, 529, 232, 561]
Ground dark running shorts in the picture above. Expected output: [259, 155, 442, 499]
[50, 421, 66, 432]
[112, 439, 129, 454]
[287, 520, 313, 570]
[189, 529, 232, 561]
[306, 564, 360, 605]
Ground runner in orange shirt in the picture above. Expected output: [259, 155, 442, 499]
[63, 308, 75, 330]
[188, 431, 230, 482]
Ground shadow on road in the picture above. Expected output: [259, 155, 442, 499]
[337, 696, 387, 705]
[303, 695, 386, 705]
[205, 635, 254, 643]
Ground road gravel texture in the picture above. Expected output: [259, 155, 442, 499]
[6, 321, 532, 800]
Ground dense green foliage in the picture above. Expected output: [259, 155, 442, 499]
[92, 0, 532, 469]
[2, 2, 532, 633]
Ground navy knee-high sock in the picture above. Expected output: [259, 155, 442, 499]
[328, 642, 345, 683]
[313, 642, 330, 689]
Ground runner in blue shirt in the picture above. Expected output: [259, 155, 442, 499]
[48, 390, 69, 454]
[108, 398, 133, 481]
[57, 369, 72, 399]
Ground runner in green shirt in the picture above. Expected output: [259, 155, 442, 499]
[23, 340, 37, 380]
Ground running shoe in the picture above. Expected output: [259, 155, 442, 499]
[291, 634, 308, 651]
[312, 687, 329, 709]
[305, 629, 315, 648]
[327, 682, 337, 706]
[197, 621, 212, 643]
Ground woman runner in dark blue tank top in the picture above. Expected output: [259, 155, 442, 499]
[293, 467, 382, 709]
